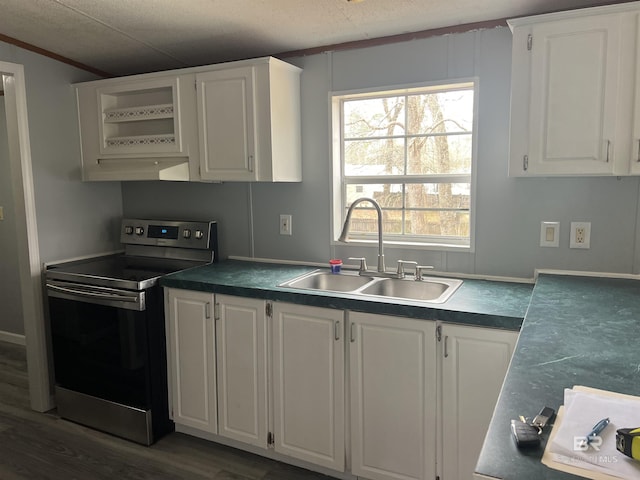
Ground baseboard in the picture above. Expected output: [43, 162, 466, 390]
[0, 331, 26, 345]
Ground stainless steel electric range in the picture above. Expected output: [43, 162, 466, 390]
[45, 218, 218, 445]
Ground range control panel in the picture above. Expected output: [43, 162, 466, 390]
[121, 219, 218, 251]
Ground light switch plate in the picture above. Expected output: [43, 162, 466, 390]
[540, 221, 559, 247]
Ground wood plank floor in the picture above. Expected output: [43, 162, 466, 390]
[0, 341, 335, 480]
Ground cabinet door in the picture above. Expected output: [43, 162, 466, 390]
[215, 294, 268, 448]
[166, 289, 217, 433]
[196, 66, 257, 181]
[510, 14, 621, 175]
[349, 312, 437, 480]
[440, 324, 517, 480]
[271, 302, 345, 471]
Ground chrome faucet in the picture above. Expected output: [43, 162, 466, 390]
[338, 197, 386, 273]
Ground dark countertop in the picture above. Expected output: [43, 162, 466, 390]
[475, 274, 640, 479]
[160, 259, 533, 330]
[160, 261, 640, 478]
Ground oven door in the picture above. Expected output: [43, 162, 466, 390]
[46, 281, 152, 409]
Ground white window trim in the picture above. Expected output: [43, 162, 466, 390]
[330, 78, 479, 253]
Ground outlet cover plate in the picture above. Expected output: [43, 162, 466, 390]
[570, 221, 591, 249]
[540, 221, 559, 247]
[279, 214, 292, 236]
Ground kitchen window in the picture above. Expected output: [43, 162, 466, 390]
[332, 80, 477, 249]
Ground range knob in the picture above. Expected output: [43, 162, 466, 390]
[182, 229, 192, 239]
[135, 226, 145, 236]
[195, 230, 204, 240]
[124, 225, 134, 235]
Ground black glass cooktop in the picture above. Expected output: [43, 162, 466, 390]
[46, 254, 207, 290]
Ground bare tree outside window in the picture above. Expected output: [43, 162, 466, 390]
[337, 82, 474, 246]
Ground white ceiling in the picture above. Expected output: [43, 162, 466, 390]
[0, 0, 634, 77]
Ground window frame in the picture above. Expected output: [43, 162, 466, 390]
[330, 78, 479, 252]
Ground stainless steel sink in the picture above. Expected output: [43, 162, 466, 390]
[360, 277, 462, 303]
[279, 269, 462, 304]
[279, 270, 374, 292]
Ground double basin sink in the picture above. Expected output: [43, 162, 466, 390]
[279, 269, 463, 304]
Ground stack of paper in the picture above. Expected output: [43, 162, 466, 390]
[542, 386, 640, 479]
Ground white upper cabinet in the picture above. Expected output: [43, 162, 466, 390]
[76, 73, 198, 181]
[508, 2, 640, 176]
[75, 57, 301, 182]
[197, 58, 302, 182]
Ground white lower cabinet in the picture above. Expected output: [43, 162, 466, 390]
[271, 302, 345, 471]
[164, 289, 517, 480]
[440, 323, 518, 480]
[215, 294, 268, 447]
[349, 311, 437, 480]
[165, 288, 217, 433]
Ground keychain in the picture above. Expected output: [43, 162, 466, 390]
[511, 406, 555, 448]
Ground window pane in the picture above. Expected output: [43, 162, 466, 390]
[336, 82, 474, 246]
[346, 184, 403, 207]
[345, 138, 405, 175]
[408, 90, 474, 135]
[344, 97, 405, 138]
[407, 134, 472, 175]
[404, 211, 470, 237]
[405, 183, 470, 210]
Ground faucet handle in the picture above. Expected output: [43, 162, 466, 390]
[415, 265, 434, 281]
[396, 260, 418, 278]
[348, 257, 368, 273]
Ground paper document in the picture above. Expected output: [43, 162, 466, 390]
[542, 386, 640, 479]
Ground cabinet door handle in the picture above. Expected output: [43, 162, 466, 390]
[606, 140, 611, 163]
[350, 323, 356, 343]
[334, 321, 341, 341]
[637, 139, 640, 163]
[444, 335, 449, 358]
[248, 155, 254, 172]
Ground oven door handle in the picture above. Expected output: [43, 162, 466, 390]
[46, 281, 145, 311]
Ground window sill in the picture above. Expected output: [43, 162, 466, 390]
[332, 238, 472, 253]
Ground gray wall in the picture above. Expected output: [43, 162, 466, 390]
[0, 42, 124, 335]
[121, 26, 640, 279]
[0, 96, 24, 334]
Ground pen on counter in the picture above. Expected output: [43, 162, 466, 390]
[586, 417, 610, 444]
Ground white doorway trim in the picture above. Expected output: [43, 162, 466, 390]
[2, 62, 52, 412]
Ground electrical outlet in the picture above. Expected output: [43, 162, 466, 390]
[570, 222, 591, 249]
[279, 214, 292, 236]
